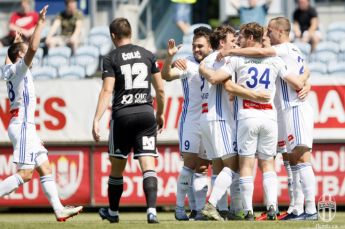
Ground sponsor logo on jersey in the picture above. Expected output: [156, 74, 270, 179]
[121, 94, 133, 104]
[134, 93, 147, 104]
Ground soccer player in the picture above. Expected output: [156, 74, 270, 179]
[200, 22, 307, 220]
[161, 27, 212, 221]
[0, 5, 83, 222]
[92, 18, 165, 224]
[198, 24, 271, 221]
[218, 17, 315, 220]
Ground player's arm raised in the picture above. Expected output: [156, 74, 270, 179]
[24, 5, 48, 67]
[199, 61, 229, 85]
[223, 79, 271, 103]
[161, 39, 182, 81]
[152, 72, 165, 132]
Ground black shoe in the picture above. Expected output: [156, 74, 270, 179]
[189, 210, 198, 220]
[99, 208, 119, 223]
[218, 210, 229, 220]
[147, 213, 159, 224]
[267, 205, 277, 220]
[244, 211, 255, 221]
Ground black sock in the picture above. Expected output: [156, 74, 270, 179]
[108, 176, 123, 211]
[143, 170, 157, 209]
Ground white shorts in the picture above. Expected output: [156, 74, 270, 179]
[179, 122, 207, 159]
[8, 122, 47, 165]
[283, 103, 314, 151]
[277, 109, 288, 153]
[200, 120, 234, 160]
[237, 118, 277, 157]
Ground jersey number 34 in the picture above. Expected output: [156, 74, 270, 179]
[246, 67, 270, 89]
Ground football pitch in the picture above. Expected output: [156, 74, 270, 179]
[0, 212, 344, 229]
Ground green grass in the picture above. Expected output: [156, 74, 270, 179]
[0, 212, 344, 229]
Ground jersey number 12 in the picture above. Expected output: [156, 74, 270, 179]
[121, 63, 148, 90]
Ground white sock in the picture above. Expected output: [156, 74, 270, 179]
[291, 165, 304, 215]
[40, 175, 64, 212]
[187, 184, 197, 211]
[208, 167, 232, 209]
[283, 160, 294, 211]
[211, 174, 227, 210]
[147, 207, 157, 215]
[230, 172, 242, 213]
[263, 171, 278, 210]
[0, 174, 24, 197]
[192, 173, 208, 211]
[108, 209, 119, 216]
[298, 163, 317, 214]
[239, 176, 253, 214]
[176, 166, 193, 208]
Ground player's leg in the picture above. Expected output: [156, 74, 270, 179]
[286, 104, 316, 220]
[36, 155, 83, 222]
[192, 156, 209, 220]
[0, 167, 31, 197]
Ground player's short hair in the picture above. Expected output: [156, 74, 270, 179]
[65, 0, 76, 5]
[210, 25, 236, 50]
[193, 26, 212, 44]
[7, 42, 26, 63]
[240, 22, 264, 43]
[109, 17, 132, 39]
[270, 17, 291, 34]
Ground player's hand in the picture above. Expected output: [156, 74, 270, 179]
[39, 5, 49, 22]
[173, 58, 187, 71]
[13, 30, 23, 43]
[255, 91, 271, 102]
[199, 60, 206, 75]
[156, 112, 164, 133]
[92, 120, 101, 142]
[297, 83, 311, 101]
[167, 39, 181, 57]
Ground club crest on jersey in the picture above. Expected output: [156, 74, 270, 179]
[121, 94, 133, 104]
[49, 151, 84, 200]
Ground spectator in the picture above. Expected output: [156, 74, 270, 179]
[171, 0, 197, 34]
[230, 0, 272, 26]
[0, 0, 38, 47]
[45, 0, 83, 54]
[293, 0, 321, 51]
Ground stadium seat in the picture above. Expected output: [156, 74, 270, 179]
[327, 21, 345, 33]
[32, 47, 44, 67]
[308, 62, 328, 76]
[337, 41, 345, 61]
[58, 65, 85, 79]
[89, 25, 109, 37]
[310, 41, 339, 64]
[326, 30, 345, 43]
[43, 55, 69, 69]
[327, 61, 345, 76]
[48, 46, 72, 59]
[31, 66, 58, 80]
[88, 34, 113, 56]
[70, 45, 100, 76]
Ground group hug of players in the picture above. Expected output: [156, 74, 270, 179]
[161, 16, 317, 221]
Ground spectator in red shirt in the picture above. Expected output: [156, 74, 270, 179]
[0, 0, 38, 47]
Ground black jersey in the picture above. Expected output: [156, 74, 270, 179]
[102, 44, 160, 117]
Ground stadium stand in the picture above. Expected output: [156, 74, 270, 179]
[310, 41, 339, 64]
[327, 61, 345, 76]
[70, 45, 100, 77]
[87, 26, 113, 56]
[308, 62, 328, 76]
[43, 55, 69, 69]
[58, 65, 86, 79]
[31, 65, 58, 80]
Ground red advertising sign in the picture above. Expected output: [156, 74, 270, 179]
[0, 147, 90, 206]
[93, 144, 345, 206]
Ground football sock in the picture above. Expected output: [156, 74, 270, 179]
[291, 166, 304, 215]
[208, 167, 233, 209]
[284, 160, 295, 209]
[143, 170, 158, 209]
[176, 166, 193, 208]
[263, 171, 278, 210]
[108, 176, 123, 211]
[40, 174, 64, 212]
[0, 174, 24, 197]
[239, 176, 254, 214]
[298, 163, 317, 214]
[193, 172, 208, 211]
[230, 172, 242, 213]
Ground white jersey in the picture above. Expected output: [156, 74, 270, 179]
[200, 51, 232, 122]
[178, 55, 203, 125]
[273, 42, 306, 109]
[222, 55, 289, 121]
[3, 59, 36, 124]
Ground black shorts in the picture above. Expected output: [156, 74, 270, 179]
[109, 112, 158, 159]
